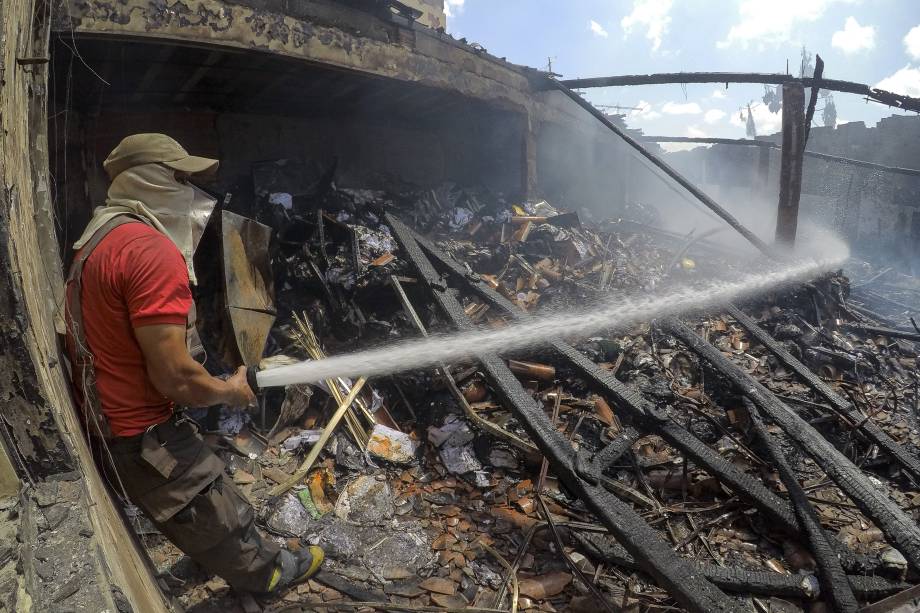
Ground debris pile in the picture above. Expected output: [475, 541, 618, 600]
[144, 159, 920, 612]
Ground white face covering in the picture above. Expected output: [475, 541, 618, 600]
[109, 163, 217, 263]
[74, 163, 218, 284]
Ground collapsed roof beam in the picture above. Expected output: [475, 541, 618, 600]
[385, 214, 741, 613]
[558, 72, 920, 113]
[641, 136, 920, 177]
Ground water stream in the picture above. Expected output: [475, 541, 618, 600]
[258, 245, 848, 389]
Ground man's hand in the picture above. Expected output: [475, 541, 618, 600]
[226, 366, 256, 409]
[134, 324, 255, 408]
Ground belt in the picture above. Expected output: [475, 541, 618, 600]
[109, 413, 195, 452]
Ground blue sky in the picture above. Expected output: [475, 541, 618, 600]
[445, 1, 920, 147]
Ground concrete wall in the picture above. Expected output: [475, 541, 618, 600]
[57, 0, 535, 114]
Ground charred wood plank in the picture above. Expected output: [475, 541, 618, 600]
[574, 533, 909, 601]
[726, 304, 920, 481]
[405, 223, 892, 575]
[556, 72, 920, 113]
[544, 340, 801, 530]
[386, 214, 740, 613]
[857, 583, 920, 612]
[802, 55, 824, 149]
[664, 317, 920, 572]
[574, 532, 818, 599]
[407, 229, 801, 534]
[590, 426, 641, 474]
[840, 323, 920, 342]
[746, 399, 858, 612]
[803, 55, 824, 144]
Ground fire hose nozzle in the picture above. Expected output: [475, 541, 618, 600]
[246, 366, 261, 393]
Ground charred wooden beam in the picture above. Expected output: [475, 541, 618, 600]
[386, 214, 740, 613]
[664, 317, 920, 572]
[840, 323, 920, 342]
[859, 584, 920, 613]
[747, 400, 858, 612]
[638, 137, 920, 177]
[590, 426, 641, 474]
[406, 228, 801, 534]
[726, 304, 920, 481]
[803, 55, 824, 143]
[548, 79, 778, 259]
[404, 224, 897, 575]
[573, 533, 910, 601]
[775, 82, 806, 246]
[558, 72, 920, 113]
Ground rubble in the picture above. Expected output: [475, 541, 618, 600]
[137, 160, 920, 612]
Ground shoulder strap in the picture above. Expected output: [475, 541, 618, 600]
[66, 215, 147, 439]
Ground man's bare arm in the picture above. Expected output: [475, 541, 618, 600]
[134, 324, 254, 408]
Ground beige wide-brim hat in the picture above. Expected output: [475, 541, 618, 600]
[103, 133, 219, 180]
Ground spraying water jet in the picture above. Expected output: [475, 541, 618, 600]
[255, 245, 848, 390]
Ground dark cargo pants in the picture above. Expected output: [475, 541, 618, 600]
[108, 416, 280, 593]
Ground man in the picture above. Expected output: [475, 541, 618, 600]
[64, 133, 323, 595]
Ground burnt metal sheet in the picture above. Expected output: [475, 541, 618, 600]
[221, 211, 275, 366]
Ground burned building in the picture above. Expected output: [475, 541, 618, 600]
[2, 1, 920, 612]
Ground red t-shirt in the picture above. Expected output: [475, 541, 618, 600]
[66, 222, 193, 437]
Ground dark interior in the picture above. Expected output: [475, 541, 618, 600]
[50, 35, 527, 254]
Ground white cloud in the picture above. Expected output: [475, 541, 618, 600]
[905, 25, 920, 61]
[831, 17, 876, 54]
[718, 0, 856, 49]
[629, 100, 662, 121]
[589, 20, 609, 38]
[444, 0, 464, 18]
[730, 104, 783, 136]
[662, 101, 702, 115]
[875, 65, 920, 97]
[686, 125, 708, 138]
[711, 88, 728, 99]
[621, 0, 673, 51]
[704, 109, 727, 124]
